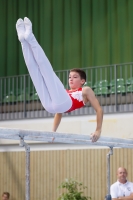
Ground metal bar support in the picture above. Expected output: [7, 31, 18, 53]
[106, 147, 113, 200]
[19, 134, 30, 200]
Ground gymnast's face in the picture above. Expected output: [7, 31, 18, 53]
[69, 71, 85, 90]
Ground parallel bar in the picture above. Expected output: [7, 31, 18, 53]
[107, 148, 113, 195]
[0, 127, 133, 148]
[19, 136, 30, 200]
[25, 146, 30, 200]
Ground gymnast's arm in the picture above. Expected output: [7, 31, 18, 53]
[116, 194, 133, 200]
[82, 87, 103, 142]
[111, 197, 133, 199]
[52, 113, 62, 132]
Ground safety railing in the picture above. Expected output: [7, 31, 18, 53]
[0, 62, 133, 120]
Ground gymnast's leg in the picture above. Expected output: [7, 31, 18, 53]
[23, 17, 72, 112]
[16, 19, 56, 113]
[16, 18, 72, 113]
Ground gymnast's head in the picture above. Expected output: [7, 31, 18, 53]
[2, 192, 10, 200]
[69, 68, 86, 89]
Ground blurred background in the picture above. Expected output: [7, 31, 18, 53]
[1, 0, 133, 76]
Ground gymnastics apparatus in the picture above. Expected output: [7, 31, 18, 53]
[0, 127, 133, 200]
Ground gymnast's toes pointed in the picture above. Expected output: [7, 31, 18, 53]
[24, 17, 33, 41]
[16, 18, 25, 42]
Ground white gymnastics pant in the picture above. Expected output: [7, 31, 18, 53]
[20, 34, 72, 113]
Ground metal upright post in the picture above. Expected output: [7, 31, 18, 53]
[106, 147, 113, 200]
[19, 135, 30, 200]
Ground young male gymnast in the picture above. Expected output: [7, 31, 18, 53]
[16, 17, 103, 142]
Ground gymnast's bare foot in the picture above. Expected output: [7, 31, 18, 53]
[16, 18, 25, 42]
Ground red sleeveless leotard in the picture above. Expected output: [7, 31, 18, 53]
[66, 88, 85, 113]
